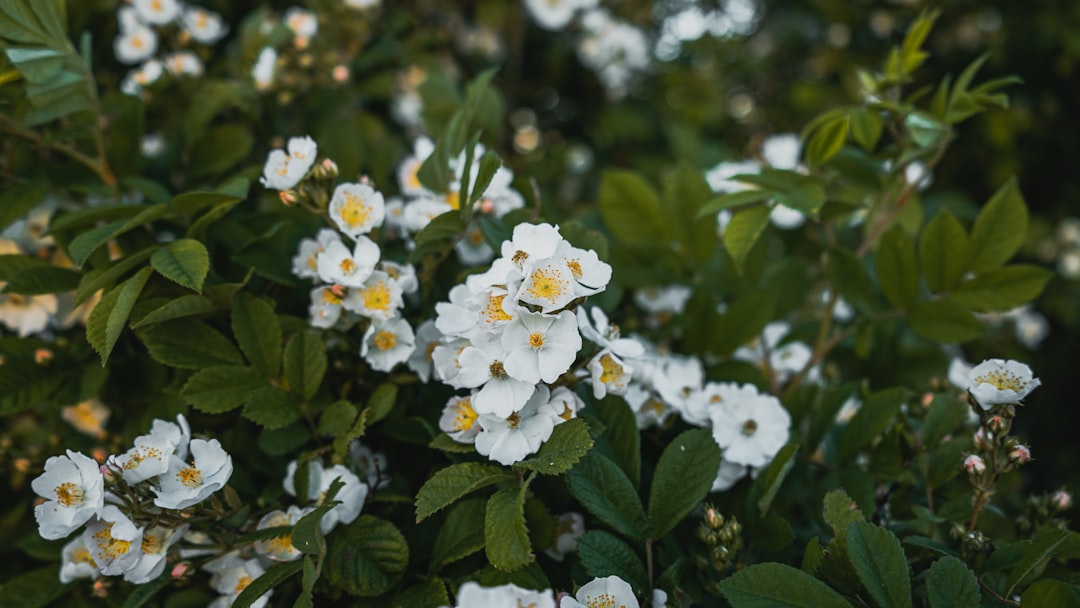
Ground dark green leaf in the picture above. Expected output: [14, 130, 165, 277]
[232, 560, 302, 608]
[907, 299, 985, 343]
[1003, 527, 1070, 597]
[325, 516, 409, 597]
[592, 397, 641, 489]
[598, 170, 671, 245]
[921, 395, 969, 447]
[318, 401, 358, 437]
[515, 418, 593, 475]
[566, 451, 648, 539]
[291, 478, 345, 556]
[747, 444, 799, 516]
[837, 388, 908, 464]
[950, 265, 1052, 312]
[393, 578, 450, 608]
[718, 562, 854, 608]
[1020, 580, 1080, 608]
[829, 248, 880, 315]
[75, 246, 156, 305]
[847, 521, 912, 608]
[283, 333, 327, 402]
[365, 383, 398, 424]
[431, 498, 486, 571]
[920, 209, 970, 293]
[242, 385, 301, 429]
[68, 204, 170, 266]
[926, 556, 979, 608]
[968, 179, 1028, 272]
[138, 319, 244, 369]
[697, 189, 775, 219]
[130, 295, 216, 329]
[485, 487, 533, 572]
[1, 265, 80, 295]
[876, 226, 919, 309]
[231, 292, 282, 378]
[468, 151, 503, 208]
[648, 429, 722, 538]
[181, 366, 265, 414]
[733, 170, 827, 217]
[577, 530, 648, 594]
[415, 462, 514, 522]
[0, 565, 73, 608]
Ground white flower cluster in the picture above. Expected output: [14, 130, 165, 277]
[706, 133, 809, 230]
[439, 575, 649, 608]
[114, 0, 227, 94]
[260, 135, 318, 191]
[430, 222, 611, 465]
[249, 7, 319, 92]
[34, 415, 234, 585]
[386, 136, 525, 265]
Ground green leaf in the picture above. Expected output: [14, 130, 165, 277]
[663, 164, 719, 261]
[733, 170, 827, 217]
[968, 179, 1029, 272]
[711, 289, 777, 357]
[926, 556, 979, 608]
[75, 246, 156, 305]
[515, 418, 593, 475]
[283, 333, 327, 403]
[410, 210, 465, 259]
[806, 116, 850, 168]
[829, 248, 881, 315]
[119, 575, 171, 608]
[747, 444, 799, 516]
[905, 113, 946, 148]
[294, 555, 316, 608]
[485, 486, 533, 572]
[718, 562, 855, 608]
[850, 109, 884, 151]
[837, 388, 908, 464]
[1003, 527, 1070, 597]
[920, 210, 970, 293]
[318, 401, 358, 437]
[151, 239, 210, 292]
[723, 205, 771, 275]
[950, 265, 1052, 312]
[325, 515, 409, 597]
[232, 560, 303, 608]
[365, 383, 398, 424]
[876, 227, 919, 309]
[415, 462, 515, 522]
[697, 189, 775, 219]
[576, 530, 649, 594]
[242, 385, 301, 430]
[291, 478, 344, 556]
[566, 451, 648, 539]
[598, 170, 671, 245]
[1021, 580, 1080, 608]
[847, 521, 912, 608]
[172, 190, 243, 216]
[431, 498, 486, 571]
[394, 578, 450, 608]
[920, 395, 969, 447]
[138, 319, 244, 369]
[0, 565, 73, 608]
[648, 429, 722, 539]
[468, 151, 503, 209]
[429, 433, 475, 454]
[231, 292, 282, 378]
[188, 124, 254, 179]
[592, 397, 641, 489]
[907, 299, 985, 343]
[67, 204, 170, 266]
[129, 295, 216, 329]
[0, 181, 48, 232]
[1, 265, 80, 295]
[181, 366, 265, 414]
[86, 267, 152, 365]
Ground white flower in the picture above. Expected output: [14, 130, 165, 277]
[209, 558, 271, 608]
[770, 204, 805, 229]
[545, 512, 585, 561]
[555, 241, 612, 296]
[284, 7, 318, 40]
[634, 285, 692, 315]
[348, 442, 389, 489]
[734, 321, 812, 381]
[447, 582, 556, 608]
[345, 271, 405, 321]
[431, 338, 472, 387]
[712, 458, 749, 492]
[502, 310, 582, 384]
[652, 354, 704, 416]
[706, 160, 759, 194]
[0, 292, 58, 337]
[835, 396, 862, 424]
[947, 357, 972, 390]
[260, 136, 317, 190]
[110, 433, 172, 485]
[82, 505, 143, 576]
[114, 25, 157, 64]
[455, 337, 536, 417]
[711, 391, 791, 468]
[402, 197, 453, 233]
[761, 133, 801, 170]
[253, 47, 277, 90]
[31, 450, 104, 540]
[379, 261, 418, 294]
[60, 536, 100, 583]
[966, 359, 1041, 409]
[407, 320, 443, 382]
[124, 524, 187, 583]
[588, 349, 634, 399]
[624, 384, 674, 430]
[361, 316, 415, 372]
[542, 386, 585, 424]
[183, 7, 228, 44]
[308, 285, 346, 328]
[121, 59, 163, 95]
[475, 387, 556, 466]
[439, 393, 481, 443]
[561, 576, 640, 608]
[163, 51, 204, 77]
[152, 438, 233, 509]
[1013, 308, 1049, 349]
[292, 228, 343, 280]
[683, 382, 760, 428]
[501, 222, 564, 269]
[133, 0, 181, 24]
[397, 136, 435, 195]
[255, 506, 310, 562]
[283, 461, 368, 533]
[517, 260, 577, 313]
[328, 183, 386, 238]
[316, 236, 381, 288]
[524, 0, 583, 31]
[456, 224, 496, 265]
[578, 307, 645, 358]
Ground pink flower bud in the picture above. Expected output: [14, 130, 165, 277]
[332, 65, 349, 82]
[988, 415, 1008, 434]
[1009, 444, 1032, 464]
[1052, 490, 1072, 511]
[964, 454, 986, 474]
[279, 190, 298, 206]
[973, 427, 994, 451]
[171, 562, 193, 579]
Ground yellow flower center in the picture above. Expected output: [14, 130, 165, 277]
[482, 293, 513, 325]
[176, 465, 203, 488]
[71, 547, 96, 565]
[529, 332, 545, 349]
[709, 394, 723, 403]
[974, 370, 1026, 392]
[566, 258, 583, 280]
[141, 532, 162, 555]
[489, 360, 506, 378]
[452, 398, 478, 432]
[598, 354, 623, 384]
[373, 330, 398, 351]
[406, 162, 422, 189]
[339, 193, 371, 229]
[358, 280, 391, 312]
[445, 191, 460, 210]
[321, 287, 343, 305]
[123, 445, 164, 470]
[235, 575, 253, 594]
[268, 533, 295, 556]
[54, 482, 85, 507]
[585, 593, 625, 608]
[151, 0, 163, 11]
[512, 250, 529, 265]
[339, 258, 357, 275]
[93, 523, 132, 560]
[524, 266, 569, 304]
[131, 35, 145, 50]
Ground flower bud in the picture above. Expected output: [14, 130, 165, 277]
[1008, 444, 1032, 465]
[1052, 490, 1072, 512]
[332, 65, 349, 83]
[987, 415, 1008, 435]
[973, 427, 995, 451]
[171, 561, 194, 579]
[279, 190, 299, 206]
[703, 504, 724, 529]
[99, 463, 124, 486]
[963, 454, 986, 475]
[322, 158, 339, 178]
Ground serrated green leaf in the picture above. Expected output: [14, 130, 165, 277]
[151, 239, 210, 292]
[242, 385, 301, 429]
[920, 210, 970, 293]
[1003, 527, 1070, 597]
[748, 444, 799, 516]
[921, 395, 969, 447]
[648, 429, 722, 539]
[598, 170, 671, 245]
[68, 204, 170, 266]
[823, 488, 865, 536]
[130, 295, 216, 329]
[806, 116, 850, 167]
[718, 562, 854, 608]
[1, 264, 79, 295]
[847, 521, 912, 608]
[318, 401, 358, 437]
[950, 265, 1052, 312]
[592, 397, 641, 489]
[515, 418, 593, 475]
[431, 498, 486, 571]
[231, 292, 282, 378]
[232, 560, 302, 608]
[907, 299, 985, 343]
[723, 205, 771, 275]
[75, 246, 156, 305]
[969, 179, 1028, 272]
[485, 486, 533, 572]
[577, 530, 648, 594]
[876, 226, 919, 309]
[86, 267, 152, 365]
[365, 383, 398, 424]
[393, 578, 450, 608]
[138, 319, 244, 369]
[837, 388, 908, 464]
[566, 451, 648, 539]
[415, 462, 515, 522]
[326, 516, 409, 597]
[295, 555, 316, 608]
[926, 556, 979, 608]
[283, 333, 327, 402]
[181, 366, 264, 413]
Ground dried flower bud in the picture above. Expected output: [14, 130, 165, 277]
[963, 454, 986, 475]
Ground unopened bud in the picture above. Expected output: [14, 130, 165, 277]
[703, 505, 724, 529]
[99, 463, 124, 485]
[987, 415, 1008, 435]
[1052, 490, 1072, 512]
[279, 190, 299, 206]
[1009, 444, 1032, 465]
[332, 65, 349, 83]
[171, 561, 194, 579]
[34, 348, 53, 364]
[921, 392, 934, 407]
[963, 454, 986, 475]
[322, 158, 338, 178]
[973, 427, 994, 451]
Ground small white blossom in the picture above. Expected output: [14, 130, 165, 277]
[561, 576, 640, 608]
[182, 7, 228, 44]
[114, 24, 158, 64]
[501, 222, 564, 269]
[545, 512, 585, 561]
[253, 47, 277, 90]
[1013, 308, 1049, 349]
[711, 390, 791, 468]
[133, 0, 181, 24]
[120, 59, 163, 95]
[966, 359, 1040, 409]
[624, 384, 674, 430]
[712, 458, 749, 492]
[455, 337, 536, 417]
[588, 349, 634, 399]
[761, 133, 801, 170]
[348, 442, 389, 489]
[292, 228, 343, 280]
[407, 320, 443, 382]
[634, 285, 692, 315]
[0, 292, 58, 337]
[308, 285, 346, 328]
[577, 306, 645, 358]
[517, 260, 576, 313]
[328, 183, 386, 238]
[32, 450, 104, 540]
[124, 524, 187, 584]
[524, 0, 587, 30]
[401, 197, 453, 233]
[260, 136, 317, 190]
[209, 558, 271, 608]
[345, 271, 404, 321]
[379, 260, 418, 294]
[502, 310, 582, 384]
[439, 393, 481, 444]
[163, 51, 204, 77]
[397, 137, 435, 195]
[316, 236, 381, 288]
[282, 461, 368, 533]
[152, 438, 233, 509]
[653, 354, 705, 416]
[446, 582, 556, 608]
[82, 506, 143, 576]
[284, 7, 318, 40]
[683, 381, 760, 428]
[474, 388, 556, 466]
[361, 316, 415, 372]
[255, 506, 310, 562]
[60, 536, 100, 583]
[540, 386, 585, 425]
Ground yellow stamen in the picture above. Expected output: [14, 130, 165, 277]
[373, 330, 398, 351]
[55, 482, 85, 507]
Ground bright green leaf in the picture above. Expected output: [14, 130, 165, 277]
[86, 267, 152, 365]
[723, 205, 771, 275]
[968, 179, 1028, 272]
[950, 265, 1052, 312]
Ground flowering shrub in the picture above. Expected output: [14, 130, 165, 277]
[1, 1, 1077, 607]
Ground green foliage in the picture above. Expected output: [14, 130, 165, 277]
[325, 516, 410, 597]
[283, 333, 327, 403]
[484, 486, 532, 571]
[86, 266, 152, 365]
[231, 292, 283, 378]
[431, 498, 486, 571]
[576, 530, 648, 593]
[718, 563, 855, 608]
[846, 521, 912, 608]
[151, 239, 210, 293]
[415, 463, 515, 522]
[648, 429, 722, 538]
[515, 418, 593, 475]
[565, 451, 648, 539]
[926, 557, 979, 608]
